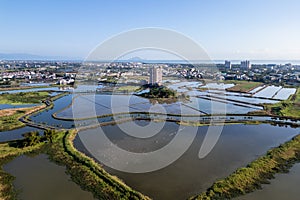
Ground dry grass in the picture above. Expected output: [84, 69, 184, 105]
[0, 105, 45, 118]
[0, 107, 27, 117]
[0, 105, 46, 131]
[225, 81, 262, 93]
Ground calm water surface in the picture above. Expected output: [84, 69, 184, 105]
[75, 122, 300, 200]
[2, 86, 299, 199]
[0, 104, 38, 110]
[30, 94, 75, 128]
[238, 163, 300, 200]
[3, 154, 95, 200]
[0, 126, 43, 142]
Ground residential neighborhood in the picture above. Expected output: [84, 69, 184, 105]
[1, 60, 299, 87]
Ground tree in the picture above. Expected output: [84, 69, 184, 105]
[142, 85, 176, 98]
[44, 129, 56, 143]
[22, 131, 41, 146]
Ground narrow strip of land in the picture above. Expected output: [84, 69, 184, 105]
[190, 134, 300, 200]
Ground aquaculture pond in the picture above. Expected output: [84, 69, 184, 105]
[0, 103, 38, 110]
[55, 92, 262, 120]
[3, 154, 95, 200]
[20, 83, 50, 87]
[167, 81, 203, 92]
[273, 88, 297, 100]
[74, 121, 300, 200]
[238, 163, 300, 200]
[253, 85, 282, 98]
[207, 93, 279, 104]
[1, 83, 299, 200]
[30, 94, 75, 128]
[0, 84, 98, 95]
[0, 87, 61, 94]
[185, 97, 259, 114]
[0, 126, 43, 142]
[248, 85, 265, 94]
[56, 94, 202, 120]
[200, 83, 235, 90]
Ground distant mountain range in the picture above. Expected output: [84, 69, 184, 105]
[0, 53, 81, 61]
[0, 53, 299, 65]
[0, 54, 148, 62]
[127, 56, 146, 62]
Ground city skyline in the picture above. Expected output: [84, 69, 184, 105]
[1, 0, 300, 60]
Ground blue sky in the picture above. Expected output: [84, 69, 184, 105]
[0, 0, 300, 60]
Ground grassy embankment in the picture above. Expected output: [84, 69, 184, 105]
[178, 120, 261, 127]
[0, 85, 51, 92]
[47, 130, 150, 200]
[197, 80, 262, 93]
[224, 80, 263, 93]
[138, 85, 188, 104]
[0, 105, 46, 131]
[0, 91, 69, 131]
[0, 91, 148, 199]
[0, 92, 50, 131]
[0, 141, 45, 200]
[115, 85, 141, 93]
[0, 128, 63, 200]
[125, 75, 149, 81]
[21, 91, 69, 122]
[190, 134, 300, 200]
[258, 88, 300, 118]
[0, 129, 149, 200]
[0, 91, 49, 105]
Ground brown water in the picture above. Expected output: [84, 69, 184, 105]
[3, 154, 95, 200]
[75, 122, 300, 200]
[238, 163, 300, 200]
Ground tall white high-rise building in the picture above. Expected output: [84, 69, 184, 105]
[240, 60, 251, 70]
[225, 60, 232, 69]
[149, 66, 163, 85]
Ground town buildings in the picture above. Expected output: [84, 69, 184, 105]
[149, 66, 163, 85]
[240, 60, 251, 70]
[225, 60, 232, 69]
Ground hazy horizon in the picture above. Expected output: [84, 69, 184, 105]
[1, 52, 300, 65]
[1, 0, 300, 61]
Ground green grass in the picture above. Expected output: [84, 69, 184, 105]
[0, 91, 50, 105]
[0, 141, 45, 200]
[140, 85, 177, 99]
[0, 128, 59, 200]
[263, 88, 300, 118]
[46, 130, 150, 200]
[0, 164, 16, 200]
[0, 91, 149, 200]
[0, 92, 68, 132]
[280, 106, 300, 118]
[225, 80, 263, 93]
[0, 128, 149, 200]
[125, 75, 149, 81]
[190, 134, 300, 200]
[280, 88, 300, 117]
[0, 110, 27, 131]
[0, 85, 51, 91]
[115, 85, 141, 92]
